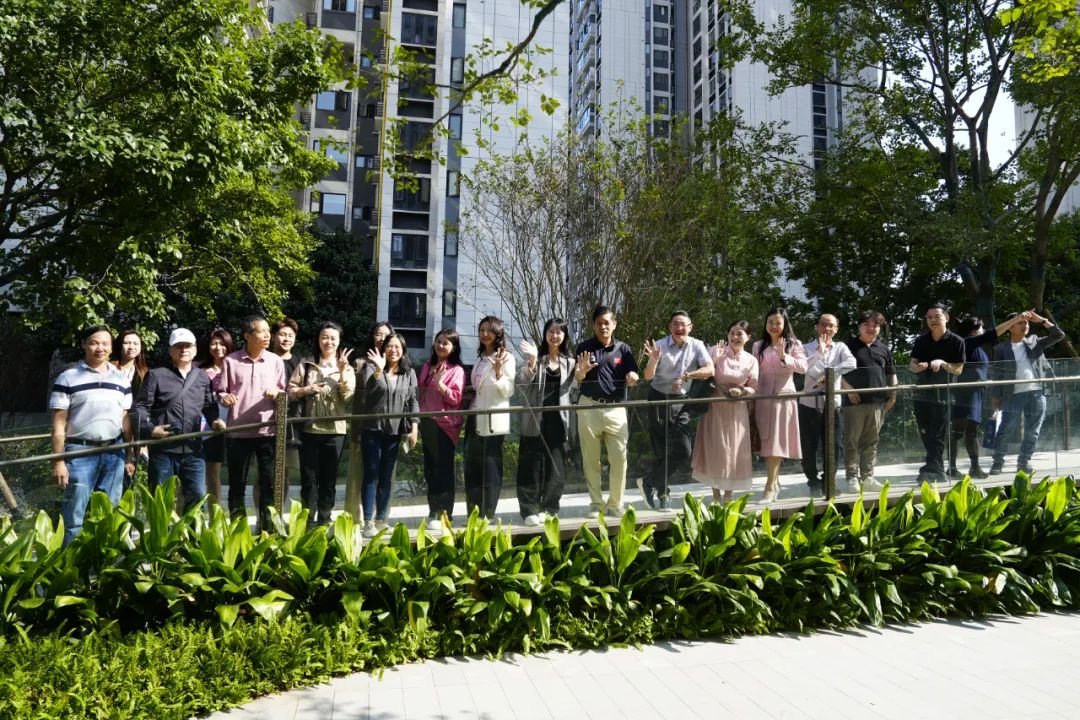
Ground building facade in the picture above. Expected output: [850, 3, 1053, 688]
[274, 0, 567, 356]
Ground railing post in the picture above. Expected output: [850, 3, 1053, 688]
[274, 393, 288, 516]
[824, 367, 837, 501]
[0, 470, 18, 516]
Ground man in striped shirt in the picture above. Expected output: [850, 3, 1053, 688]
[50, 325, 134, 545]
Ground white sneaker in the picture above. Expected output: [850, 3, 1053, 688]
[607, 505, 627, 518]
[524, 514, 542, 526]
[586, 509, 601, 520]
[426, 520, 443, 535]
[374, 519, 390, 530]
[537, 512, 548, 522]
[863, 477, 883, 491]
[362, 521, 377, 538]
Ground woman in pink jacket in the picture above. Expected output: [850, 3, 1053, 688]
[417, 329, 466, 531]
[752, 307, 808, 502]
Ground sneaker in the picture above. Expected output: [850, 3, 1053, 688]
[607, 504, 627, 518]
[374, 519, 389, 531]
[1018, 464, 1035, 476]
[989, 462, 1004, 475]
[844, 477, 860, 492]
[524, 514, 542, 527]
[946, 467, 961, 479]
[637, 477, 656, 510]
[586, 509, 601, 520]
[969, 466, 988, 479]
[657, 496, 672, 512]
[863, 477, 883, 491]
[361, 521, 377, 538]
[537, 512, 548, 522]
[807, 482, 825, 498]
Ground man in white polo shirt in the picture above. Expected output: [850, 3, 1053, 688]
[50, 325, 134, 544]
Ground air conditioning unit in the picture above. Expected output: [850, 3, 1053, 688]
[299, 111, 312, 129]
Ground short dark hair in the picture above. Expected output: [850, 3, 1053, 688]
[593, 305, 616, 322]
[241, 315, 268, 335]
[925, 302, 950, 316]
[955, 315, 983, 337]
[670, 310, 691, 323]
[727, 320, 752, 335]
[273, 318, 299, 335]
[79, 325, 113, 343]
[857, 310, 886, 328]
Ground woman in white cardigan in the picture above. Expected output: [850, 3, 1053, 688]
[465, 315, 515, 519]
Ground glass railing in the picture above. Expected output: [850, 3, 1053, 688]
[2, 359, 1078, 537]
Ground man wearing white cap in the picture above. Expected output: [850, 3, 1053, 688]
[135, 328, 226, 510]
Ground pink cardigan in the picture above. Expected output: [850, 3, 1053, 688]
[417, 362, 466, 444]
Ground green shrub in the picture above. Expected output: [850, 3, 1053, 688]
[2, 476, 1080, 719]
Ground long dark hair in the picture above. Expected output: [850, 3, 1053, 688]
[755, 306, 795, 359]
[367, 321, 394, 353]
[428, 328, 463, 367]
[541, 318, 571, 357]
[112, 329, 149, 380]
[199, 327, 235, 369]
[381, 332, 412, 374]
[477, 315, 506, 356]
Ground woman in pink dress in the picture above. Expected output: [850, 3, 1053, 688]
[692, 321, 759, 503]
[752, 307, 808, 502]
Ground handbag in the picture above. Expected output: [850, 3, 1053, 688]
[685, 376, 716, 418]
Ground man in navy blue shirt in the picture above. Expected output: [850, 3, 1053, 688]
[910, 303, 965, 483]
[575, 306, 640, 518]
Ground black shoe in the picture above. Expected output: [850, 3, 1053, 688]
[807, 482, 825, 498]
[969, 466, 988, 479]
[946, 467, 961, 479]
[1018, 464, 1035, 476]
[636, 478, 657, 510]
[989, 462, 1004, 475]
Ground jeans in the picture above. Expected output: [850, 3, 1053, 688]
[993, 391, 1047, 469]
[227, 436, 277, 531]
[464, 434, 505, 519]
[148, 452, 207, 512]
[421, 418, 457, 521]
[361, 430, 400, 522]
[914, 401, 949, 478]
[60, 445, 125, 545]
[516, 432, 566, 518]
[299, 432, 345, 525]
[643, 387, 693, 498]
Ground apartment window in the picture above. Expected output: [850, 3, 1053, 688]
[653, 4, 668, 22]
[401, 13, 438, 46]
[653, 49, 668, 68]
[355, 154, 374, 168]
[359, 54, 372, 68]
[267, 6, 274, 23]
[694, 85, 702, 107]
[693, 61, 702, 83]
[320, 193, 347, 215]
[391, 233, 429, 268]
[388, 292, 426, 325]
[314, 140, 348, 164]
[363, 5, 378, 19]
[653, 27, 668, 45]
[446, 170, 460, 197]
[316, 90, 350, 112]
[653, 72, 669, 92]
[444, 230, 458, 257]
[693, 14, 701, 36]
[352, 205, 374, 221]
[448, 113, 462, 140]
[442, 289, 457, 318]
[324, 0, 356, 11]
[364, 102, 377, 118]
[653, 96, 669, 114]
[450, 57, 465, 83]
[453, 3, 466, 28]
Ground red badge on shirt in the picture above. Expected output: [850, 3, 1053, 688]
[613, 358, 622, 366]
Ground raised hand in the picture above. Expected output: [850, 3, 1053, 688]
[575, 351, 598, 381]
[337, 347, 354, 373]
[817, 331, 831, 352]
[519, 339, 538, 367]
[492, 348, 509, 377]
[367, 347, 386, 372]
[643, 339, 661, 364]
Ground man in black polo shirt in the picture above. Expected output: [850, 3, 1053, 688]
[910, 303, 965, 483]
[575, 306, 640, 518]
[841, 310, 897, 490]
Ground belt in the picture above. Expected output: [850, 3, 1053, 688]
[66, 437, 122, 447]
[582, 395, 618, 404]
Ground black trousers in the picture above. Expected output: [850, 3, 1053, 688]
[798, 404, 841, 486]
[421, 418, 457, 520]
[914, 401, 949, 477]
[227, 436, 277, 531]
[644, 387, 693, 497]
[464, 434, 504, 519]
[516, 432, 566, 518]
[299, 432, 344, 525]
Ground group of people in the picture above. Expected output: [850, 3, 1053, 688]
[47, 302, 1064, 545]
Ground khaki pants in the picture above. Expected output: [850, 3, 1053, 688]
[577, 397, 629, 511]
[843, 403, 885, 483]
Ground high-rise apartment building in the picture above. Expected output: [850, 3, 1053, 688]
[272, 0, 567, 355]
[569, 0, 844, 167]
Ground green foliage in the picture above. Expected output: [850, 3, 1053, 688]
[0, 0, 340, 340]
[4, 476, 1080, 718]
